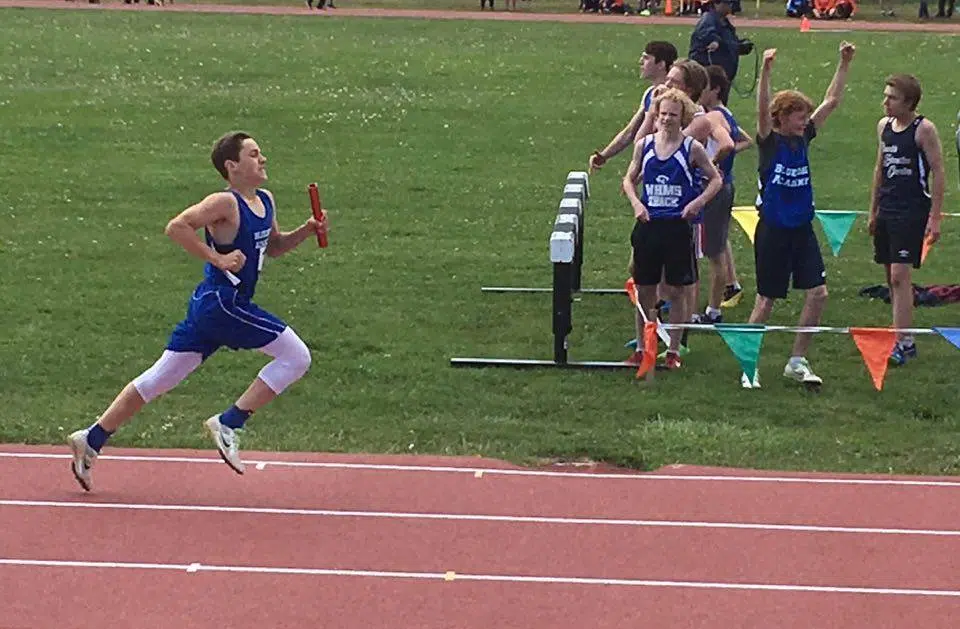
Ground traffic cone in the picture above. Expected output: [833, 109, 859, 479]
[800, 15, 811, 31]
[665, 0, 673, 15]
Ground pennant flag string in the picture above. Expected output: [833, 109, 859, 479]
[618, 319, 960, 391]
[730, 206, 949, 258]
[656, 323, 941, 335]
[734, 206, 960, 218]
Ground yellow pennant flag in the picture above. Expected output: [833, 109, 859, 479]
[731, 207, 760, 244]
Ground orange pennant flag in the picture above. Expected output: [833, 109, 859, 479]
[850, 327, 897, 391]
[625, 276, 672, 346]
[635, 321, 658, 379]
[921, 234, 935, 264]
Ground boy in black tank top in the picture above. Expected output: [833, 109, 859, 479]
[868, 74, 945, 366]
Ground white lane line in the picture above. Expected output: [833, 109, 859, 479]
[2, 499, 958, 538]
[1, 557, 958, 598]
[1, 452, 959, 487]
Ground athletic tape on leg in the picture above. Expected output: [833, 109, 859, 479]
[132, 351, 203, 403]
[257, 328, 312, 394]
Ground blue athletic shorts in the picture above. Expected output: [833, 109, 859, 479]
[166, 284, 288, 360]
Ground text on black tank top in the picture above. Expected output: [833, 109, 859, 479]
[878, 116, 931, 216]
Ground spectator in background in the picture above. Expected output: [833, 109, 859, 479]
[786, 0, 812, 17]
[812, 0, 857, 18]
[688, 0, 752, 83]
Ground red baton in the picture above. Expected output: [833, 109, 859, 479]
[308, 183, 328, 248]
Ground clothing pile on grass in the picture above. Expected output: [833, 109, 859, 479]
[859, 284, 960, 307]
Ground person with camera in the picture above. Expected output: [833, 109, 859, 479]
[688, 0, 753, 84]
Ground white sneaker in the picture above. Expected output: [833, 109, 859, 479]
[740, 370, 761, 389]
[67, 429, 98, 491]
[783, 358, 823, 386]
[205, 415, 245, 474]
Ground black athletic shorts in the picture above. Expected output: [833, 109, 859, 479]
[873, 211, 929, 268]
[631, 217, 698, 287]
[754, 217, 826, 299]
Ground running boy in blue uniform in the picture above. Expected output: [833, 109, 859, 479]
[623, 88, 723, 369]
[67, 131, 328, 490]
[745, 43, 855, 389]
[868, 74, 945, 366]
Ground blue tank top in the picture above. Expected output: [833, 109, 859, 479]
[716, 106, 740, 184]
[202, 189, 274, 301]
[756, 123, 816, 228]
[641, 85, 656, 112]
[638, 134, 699, 220]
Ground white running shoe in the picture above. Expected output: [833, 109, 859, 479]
[205, 415, 245, 474]
[67, 429, 98, 491]
[740, 370, 761, 389]
[783, 358, 823, 386]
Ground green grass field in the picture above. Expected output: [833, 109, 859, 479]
[1, 8, 959, 475]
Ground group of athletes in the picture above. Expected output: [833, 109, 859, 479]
[63, 35, 945, 493]
[588, 38, 945, 388]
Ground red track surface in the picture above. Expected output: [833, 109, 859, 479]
[3, 445, 960, 628]
[2, 0, 960, 32]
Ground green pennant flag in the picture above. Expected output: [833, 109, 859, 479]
[815, 211, 859, 256]
[715, 324, 766, 380]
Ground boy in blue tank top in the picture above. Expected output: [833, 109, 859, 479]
[589, 40, 679, 172]
[745, 43, 855, 390]
[868, 74, 945, 366]
[66, 131, 329, 490]
[695, 64, 753, 323]
[623, 88, 723, 370]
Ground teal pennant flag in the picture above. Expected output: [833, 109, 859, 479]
[714, 324, 766, 382]
[815, 211, 859, 257]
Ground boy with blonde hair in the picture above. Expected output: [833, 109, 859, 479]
[623, 88, 723, 369]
